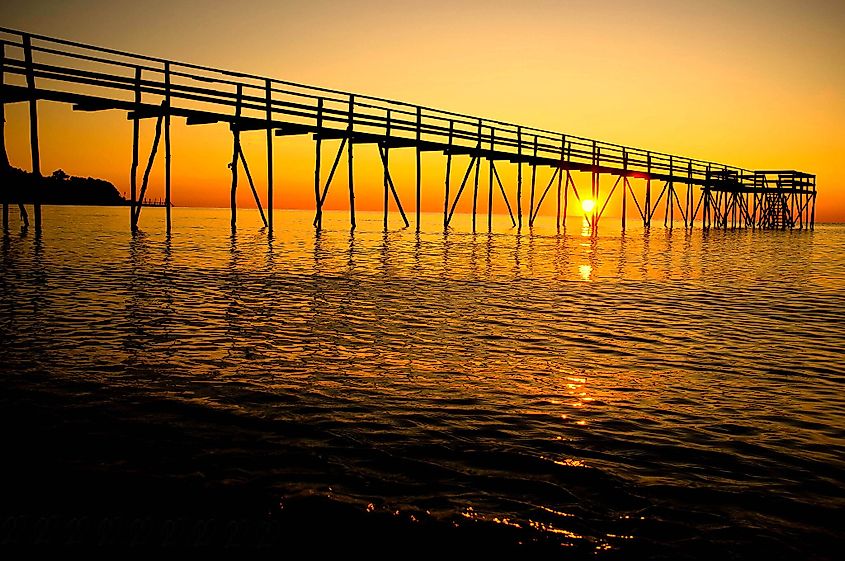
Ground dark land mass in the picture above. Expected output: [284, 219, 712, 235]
[1, 167, 127, 206]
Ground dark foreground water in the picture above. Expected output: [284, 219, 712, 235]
[1, 206, 843, 557]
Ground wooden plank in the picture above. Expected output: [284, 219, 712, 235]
[274, 123, 314, 136]
[74, 100, 122, 112]
[186, 114, 222, 126]
[127, 105, 166, 120]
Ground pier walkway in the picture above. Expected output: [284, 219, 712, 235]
[0, 28, 816, 235]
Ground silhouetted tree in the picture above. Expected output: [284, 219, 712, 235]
[51, 169, 70, 181]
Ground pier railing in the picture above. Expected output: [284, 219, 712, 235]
[0, 27, 747, 184]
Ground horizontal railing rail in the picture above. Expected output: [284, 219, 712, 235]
[0, 26, 766, 188]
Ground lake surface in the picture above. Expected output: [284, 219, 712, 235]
[1, 206, 843, 557]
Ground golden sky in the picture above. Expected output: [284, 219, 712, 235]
[2, 0, 844, 221]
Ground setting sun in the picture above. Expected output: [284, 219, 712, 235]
[581, 199, 596, 213]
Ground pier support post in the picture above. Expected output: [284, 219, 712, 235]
[0, 41, 9, 233]
[164, 62, 172, 234]
[516, 127, 522, 229]
[529, 135, 537, 227]
[132, 108, 164, 226]
[314, 98, 323, 231]
[472, 120, 481, 232]
[384, 110, 391, 230]
[810, 182, 816, 230]
[665, 156, 674, 229]
[591, 142, 598, 231]
[645, 153, 652, 228]
[563, 143, 571, 229]
[265, 79, 273, 236]
[563, 170, 570, 229]
[130, 67, 141, 233]
[487, 129, 494, 232]
[684, 160, 694, 230]
[416, 107, 421, 232]
[347, 95, 356, 231]
[443, 120, 453, 229]
[704, 167, 711, 229]
[23, 34, 41, 233]
[556, 135, 564, 231]
[230, 85, 242, 232]
[622, 150, 628, 231]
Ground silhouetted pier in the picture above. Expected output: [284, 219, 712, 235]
[0, 28, 816, 236]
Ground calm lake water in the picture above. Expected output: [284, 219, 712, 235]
[1, 206, 843, 557]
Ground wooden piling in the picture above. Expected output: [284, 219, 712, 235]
[666, 156, 674, 228]
[472, 120, 481, 232]
[23, 34, 41, 232]
[516, 126, 522, 229]
[703, 166, 710, 229]
[529, 136, 537, 227]
[645, 153, 652, 228]
[563, 170, 570, 228]
[238, 146, 268, 227]
[810, 187, 816, 230]
[563, 143, 570, 227]
[556, 135, 563, 231]
[0, 41, 6, 172]
[265, 79, 273, 235]
[313, 138, 346, 224]
[164, 61, 172, 233]
[384, 110, 391, 230]
[416, 106, 421, 232]
[378, 145, 409, 227]
[0, 41, 9, 232]
[622, 149, 627, 230]
[347, 95, 356, 231]
[130, 67, 141, 232]
[686, 161, 692, 229]
[133, 110, 164, 225]
[592, 142, 599, 231]
[314, 98, 323, 231]
[443, 120, 453, 228]
[491, 162, 515, 227]
[231, 85, 242, 231]
[488, 129, 494, 232]
[446, 156, 477, 227]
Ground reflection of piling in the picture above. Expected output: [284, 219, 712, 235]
[0, 28, 816, 238]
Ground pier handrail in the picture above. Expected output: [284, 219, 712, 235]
[0, 26, 750, 184]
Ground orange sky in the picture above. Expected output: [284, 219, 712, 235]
[2, 0, 844, 221]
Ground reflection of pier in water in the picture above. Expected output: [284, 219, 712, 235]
[0, 28, 816, 237]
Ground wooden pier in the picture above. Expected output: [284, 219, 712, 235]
[0, 28, 816, 236]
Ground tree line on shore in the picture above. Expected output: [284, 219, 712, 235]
[1, 167, 127, 206]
